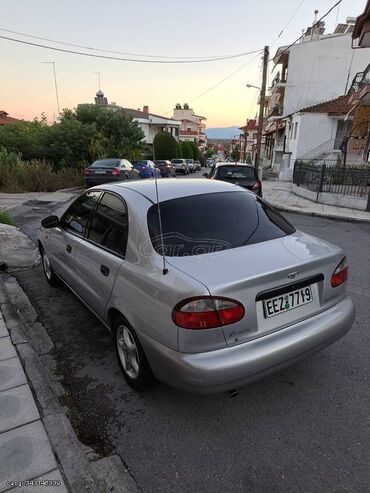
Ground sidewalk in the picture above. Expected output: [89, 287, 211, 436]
[0, 305, 68, 492]
[262, 179, 370, 223]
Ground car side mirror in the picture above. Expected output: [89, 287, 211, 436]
[41, 215, 60, 229]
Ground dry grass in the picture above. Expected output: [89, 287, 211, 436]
[0, 149, 84, 192]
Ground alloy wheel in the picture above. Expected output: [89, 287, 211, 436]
[116, 325, 140, 379]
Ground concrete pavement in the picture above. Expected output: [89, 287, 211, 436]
[262, 179, 370, 223]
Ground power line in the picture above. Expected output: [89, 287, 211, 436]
[0, 33, 262, 64]
[0, 27, 259, 60]
[272, 0, 306, 46]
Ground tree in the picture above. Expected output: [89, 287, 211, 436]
[153, 131, 178, 160]
[180, 141, 194, 159]
[231, 145, 240, 162]
[189, 141, 200, 161]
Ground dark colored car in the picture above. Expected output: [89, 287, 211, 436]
[155, 160, 177, 177]
[133, 160, 161, 179]
[204, 162, 262, 197]
[85, 158, 139, 187]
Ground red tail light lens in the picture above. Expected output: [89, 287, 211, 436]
[172, 296, 245, 330]
[331, 257, 348, 287]
[84, 168, 91, 175]
[252, 179, 261, 192]
[112, 168, 120, 176]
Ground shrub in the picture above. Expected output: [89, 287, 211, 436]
[153, 131, 179, 160]
[0, 210, 16, 225]
[180, 141, 194, 159]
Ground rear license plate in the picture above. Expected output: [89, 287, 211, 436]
[264, 286, 312, 318]
[94, 170, 106, 174]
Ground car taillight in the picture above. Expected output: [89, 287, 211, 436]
[172, 296, 245, 330]
[252, 179, 261, 192]
[84, 168, 92, 175]
[112, 168, 120, 176]
[331, 257, 348, 287]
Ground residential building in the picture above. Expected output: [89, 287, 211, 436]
[89, 90, 181, 145]
[239, 119, 259, 163]
[264, 11, 370, 179]
[173, 103, 207, 148]
[0, 111, 21, 126]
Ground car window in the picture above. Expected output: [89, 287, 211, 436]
[171, 159, 184, 164]
[62, 191, 101, 235]
[91, 159, 120, 168]
[147, 191, 295, 257]
[216, 166, 256, 180]
[87, 192, 128, 256]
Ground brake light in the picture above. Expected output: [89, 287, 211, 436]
[112, 168, 120, 176]
[331, 257, 348, 287]
[172, 296, 245, 330]
[84, 168, 92, 175]
[252, 179, 261, 192]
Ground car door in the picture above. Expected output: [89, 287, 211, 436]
[124, 160, 137, 180]
[49, 191, 101, 287]
[71, 191, 128, 320]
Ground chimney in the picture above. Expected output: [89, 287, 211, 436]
[143, 105, 149, 114]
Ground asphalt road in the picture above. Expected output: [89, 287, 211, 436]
[10, 176, 370, 493]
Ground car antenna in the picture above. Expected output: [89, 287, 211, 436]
[152, 144, 168, 275]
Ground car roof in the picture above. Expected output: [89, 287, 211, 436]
[215, 162, 255, 169]
[98, 178, 244, 204]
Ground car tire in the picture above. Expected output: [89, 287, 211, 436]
[40, 246, 59, 286]
[113, 316, 156, 391]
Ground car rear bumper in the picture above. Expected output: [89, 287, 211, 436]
[140, 297, 355, 394]
[85, 176, 123, 186]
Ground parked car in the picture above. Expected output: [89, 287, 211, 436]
[84, 158, 139, 187]
[171, 159, 189, 175]
[133, 160, 161, 179]
[186, 159, 195, 173]
[206, 158, 214, 167]
[155, 160, 176, 178]
[204, 162, 262, 197]
[39, 180, 355, 394]
[194, 160, 201, 171]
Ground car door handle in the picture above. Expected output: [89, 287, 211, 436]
[66, 244, 72, 253]
[100, 265, 110, 277]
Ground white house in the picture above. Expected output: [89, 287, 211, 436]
[264, 12, 370, 179]
[173, 103, 207, 148]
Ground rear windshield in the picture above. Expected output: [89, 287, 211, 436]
[147, 191, 295, 257]
[91, 159, 120, 168]
[133, 161, 147, 166]
[171, 159, 184, 164]
[216, 166, 256, 180]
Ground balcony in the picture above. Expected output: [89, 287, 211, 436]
[348, 63, 370, 95]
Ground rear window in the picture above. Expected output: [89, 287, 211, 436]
[147, 191, 295, 257]
[171, 159, 184, 164]
[91, 159, 120, 168]
[133, 161, 147, 166]
[215, 166, 256, 180]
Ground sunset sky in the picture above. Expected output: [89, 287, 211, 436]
[0, 0, 366, 128]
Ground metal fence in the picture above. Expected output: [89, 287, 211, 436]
[293, 160, 370, 210]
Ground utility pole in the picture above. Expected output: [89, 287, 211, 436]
[42, 61, 60, 117]
[254, 45, 269, 173]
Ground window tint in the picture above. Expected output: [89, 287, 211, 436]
[147, 191, 295, 257]
[215, 166, 256, 180]
[88, 192, 128, 256]
[63, 191, 100, 235]
[171, 159, 184, 164]
[91, 159, 120, 168]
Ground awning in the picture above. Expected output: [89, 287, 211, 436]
[263, 120, 285, 136]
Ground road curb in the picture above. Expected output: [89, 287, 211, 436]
[0, 274, 140, 493]
[269, 202, 370, 224]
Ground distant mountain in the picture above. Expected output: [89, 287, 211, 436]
[205, 126, 241, 140]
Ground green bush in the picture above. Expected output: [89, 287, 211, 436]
[153, 131, 179, 160]
[180, 141, 194, 159]
[0, 210, 16, 225]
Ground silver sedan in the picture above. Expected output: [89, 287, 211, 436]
[38, 179, 355, 394]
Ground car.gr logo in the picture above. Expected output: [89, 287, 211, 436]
[139, 232, 231, 259]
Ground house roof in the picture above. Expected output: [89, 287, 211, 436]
[0, 111, 21, 125]
[352, 0, 370, 40]
[122, 107, 179, 123]
[299, 95, 352, 114]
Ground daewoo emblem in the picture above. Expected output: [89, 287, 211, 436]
[287, 272, 298, 279]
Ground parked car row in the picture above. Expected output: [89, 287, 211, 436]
[85, 158, 204, 186]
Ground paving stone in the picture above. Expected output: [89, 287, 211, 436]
[6, 469, 68, 493]
[0, 337, 16, 362]
[0, 384, 40, 434]
[0, 318, 8, 338]
[0, 421, 57, 493]
[0, 357, 27, 392]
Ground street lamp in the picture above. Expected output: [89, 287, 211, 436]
[42, 61, 60, 117]
[246, 83, 261, 91]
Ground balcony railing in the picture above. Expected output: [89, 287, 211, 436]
[348, 63, 370, 95]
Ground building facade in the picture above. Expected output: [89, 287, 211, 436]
[173, 103, 207, 148]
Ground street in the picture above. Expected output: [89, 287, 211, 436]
[8, 176, 370, 493]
